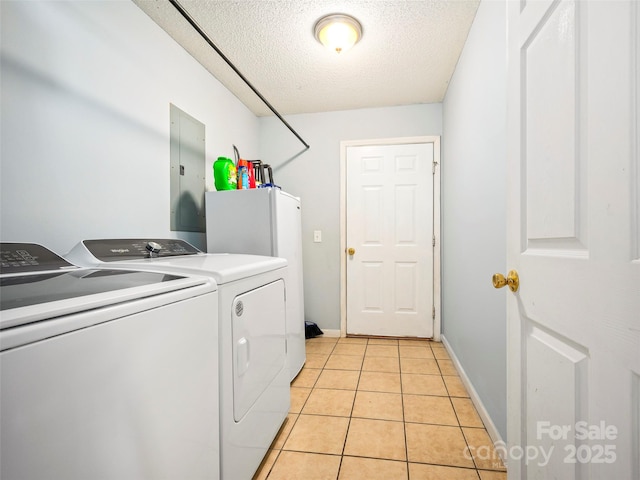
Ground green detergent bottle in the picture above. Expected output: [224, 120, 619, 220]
[213, 157, 237, 190]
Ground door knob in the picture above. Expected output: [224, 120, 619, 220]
[492, 270, 519, 292]
[348, 247, 356, 255]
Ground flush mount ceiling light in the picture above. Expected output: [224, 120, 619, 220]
[314, 13, 363, 54]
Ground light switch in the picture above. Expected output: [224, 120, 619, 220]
[313, 230, 322, 243]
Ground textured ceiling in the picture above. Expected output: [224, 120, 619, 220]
[133, 0, 480, 117]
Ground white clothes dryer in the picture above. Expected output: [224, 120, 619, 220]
[0, 243, 219, 480]
[66, 239, 290, 480]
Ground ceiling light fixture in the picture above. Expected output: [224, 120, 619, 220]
[314, 13, 363, 54]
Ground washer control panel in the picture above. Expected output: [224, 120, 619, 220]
[81, 239, 202, 262]
[1, 243, 77, 274]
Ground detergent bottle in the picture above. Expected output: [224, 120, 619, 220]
[213, 157, 237, 190]
[236, 159, 256, 189]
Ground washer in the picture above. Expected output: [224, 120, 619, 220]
[66, 238, 290, 480]
[0, 242, 219, 480]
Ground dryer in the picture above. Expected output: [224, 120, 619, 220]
[0, 243, 219, 480]
[66, 239, 290, 480]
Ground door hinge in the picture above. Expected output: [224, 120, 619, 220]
[432, 235, 436, 247]
[432, 306, 436, 319]
[432, 161, 438, 174]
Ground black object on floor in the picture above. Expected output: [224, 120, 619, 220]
[305, 321, 323, 339]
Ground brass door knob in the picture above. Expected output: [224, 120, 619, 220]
[348, 247, 356, 255]
[492, 270, 519, 292]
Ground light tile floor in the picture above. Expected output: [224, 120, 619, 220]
[253, 337, 507, 480]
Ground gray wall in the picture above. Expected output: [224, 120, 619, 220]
[258, 105, 442, 332]
[0, 1, 258, 254]
[442, 0, 507, 439]
[1, 0, 507, 441]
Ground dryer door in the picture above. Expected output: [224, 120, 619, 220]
[232, 279, 286, 421]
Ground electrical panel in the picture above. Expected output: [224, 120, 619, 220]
[169, 104, 205, 232]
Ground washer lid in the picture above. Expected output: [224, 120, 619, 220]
[1, 268, 186, 311]
[0, 268, 203, 330]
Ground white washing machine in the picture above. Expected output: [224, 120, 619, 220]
[0, 242, 219, 480]
[66, 238, 290, 480]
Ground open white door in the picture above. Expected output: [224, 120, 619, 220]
[505, 1, 640, 478]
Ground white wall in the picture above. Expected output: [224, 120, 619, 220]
[442, 0, 507, 439]
[259, 105, 442, 331]
[0, 1, 258, 254]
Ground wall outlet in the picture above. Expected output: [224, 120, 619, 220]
[313, 230, 322, 243]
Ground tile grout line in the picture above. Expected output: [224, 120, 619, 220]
[336, 336, 368, 480]
[271, 338, 336, 479]
[398, 340, 411, 480]
[263, 338, 338, 479]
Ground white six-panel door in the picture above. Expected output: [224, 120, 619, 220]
[345, 142, 435, 338]
[506, 1, 640, 478]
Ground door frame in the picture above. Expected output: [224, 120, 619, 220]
[339, 136, 441, 340]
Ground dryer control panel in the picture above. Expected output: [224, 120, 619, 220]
[81, 239, 202, 262]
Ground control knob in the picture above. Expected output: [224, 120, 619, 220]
[145, 241, 162, 258]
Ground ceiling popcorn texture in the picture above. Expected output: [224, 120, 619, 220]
[133, 0, 480, 116]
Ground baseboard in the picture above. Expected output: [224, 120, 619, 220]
[440, 335, 505, 461]
[319, 329, 341, 338]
